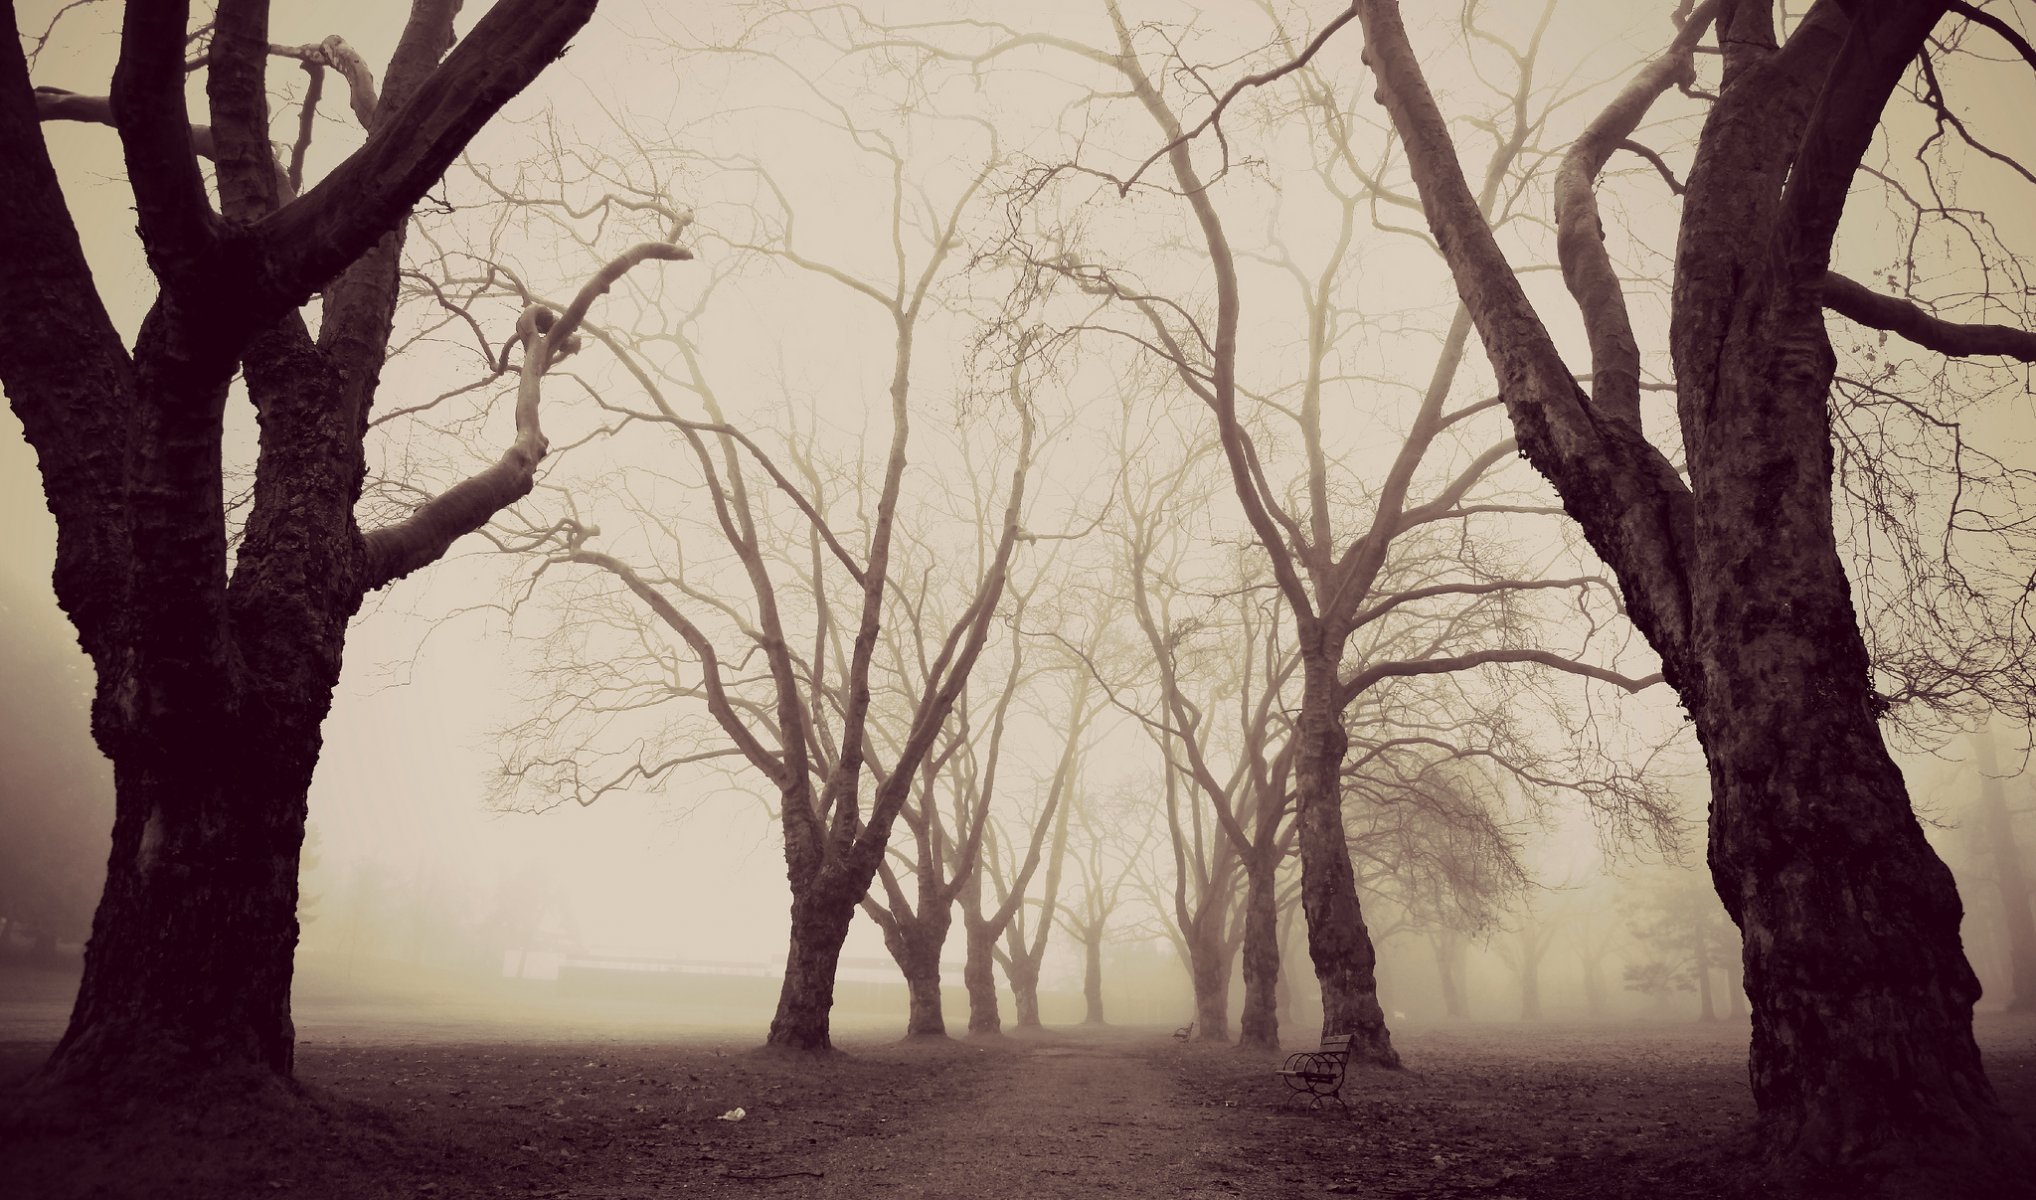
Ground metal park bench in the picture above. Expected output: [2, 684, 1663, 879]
[1275, 1033, 1354, 1109]
[1172, 1020, 1195, 1042]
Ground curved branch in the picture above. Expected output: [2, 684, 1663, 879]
[1552, 1, 1717, 430]
[1821, 271, 2036, 362]
[1339, 647, 1666, 706]
[257, 0, 600, 315]
[361, 240, 689, 590]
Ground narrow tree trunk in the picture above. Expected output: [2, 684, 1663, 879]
[1519, 945, 1543, 1021]
[963, 924, 1001, 1035]
[1293, 650, 1397, 1065]
[767, 889, 856, 1052]
[1975, 731, 2036, 1012]
[1081, 930, 1105, 1024]
[1236, 851, 1281, 1050]
[1432, 932, 1467, 1020]
[42, 715, 317, 1091]
[1580, 954, 1606, 1019]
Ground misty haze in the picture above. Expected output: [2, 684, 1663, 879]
[2, 1, 2033, 1198]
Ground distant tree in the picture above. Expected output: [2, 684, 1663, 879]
[1622, 959, 1692, 1014]
[1492, 908, 1560, 1022]
[968, 652, 1098, 1032]
[862, 581, 1048, 1038]
[1623, 870, 1742, 1021]
[0, 591, 109, 962]
[466, 53, 1040, 1049]
[1970, 730, 2036, 1012]
[1056, 781, 1154, 1026]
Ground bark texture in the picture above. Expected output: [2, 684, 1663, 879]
[1354, 0, 2016, 1171]
[770, 894, 856, 1051]
[1, 0, 601, 1093]
[1235, 851, 1281, 1049]
[962, 919, 1003, 1035]
[1295, 655, 1397, 1064]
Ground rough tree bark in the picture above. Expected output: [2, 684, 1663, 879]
[1293, 651, 1396, 1062]
[0, 0, 613, 1094]
[1354, 0, 2022, 1171]
[960, 895, 1005, 1035]
[1235, 845, 1283, 1049]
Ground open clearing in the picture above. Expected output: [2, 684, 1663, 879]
[5, 988, 2035, 1199]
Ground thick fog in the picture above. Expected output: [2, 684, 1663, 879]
[3, 0, 2031, 1055]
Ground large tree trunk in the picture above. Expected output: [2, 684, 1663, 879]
[44, 706, 323, 1089]
[50, 774, 302, 1087]
[1701, 680, 1995, 1159]
[1184, 926, 1232, 1042]
[767, 888, 857, 1052]
[878, 910, 951, 1039]
[1080, 929, 1105, 1024]
[963, 922, 1001, 1035]
[1350, 0, 2013, 1170]
[903, 963, 945, 1038]
[1686, 272, 2004, 1161]
[1236, 851, 1281, 1050]
[1293, 650, 1397, 1065]
[1975, 731, 2036, 1012]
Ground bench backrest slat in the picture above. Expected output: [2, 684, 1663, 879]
[1320, 1034, 1354, 1051]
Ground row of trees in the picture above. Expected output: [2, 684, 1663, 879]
[5, 0, 2032, 1186]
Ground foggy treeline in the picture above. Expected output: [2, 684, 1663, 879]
[2, 0, 2033, 1185]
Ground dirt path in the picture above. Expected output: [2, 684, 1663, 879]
[9, 1013, 2036, 1198]
[799, 1033, 1230, 1199]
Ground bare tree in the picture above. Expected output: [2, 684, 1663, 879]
[1056, 780, 1155, 1025]
[861, 576, 1046, 1038]
[0, 0, 638, 1092]
[470, 67, 1040, 1049]
[972, 3, 1668, 1066]
[1351, 0, 2032, 1167]
[973, 657, 1098, 1031]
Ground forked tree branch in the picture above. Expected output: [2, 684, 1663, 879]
[361, 239, 690, 590]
